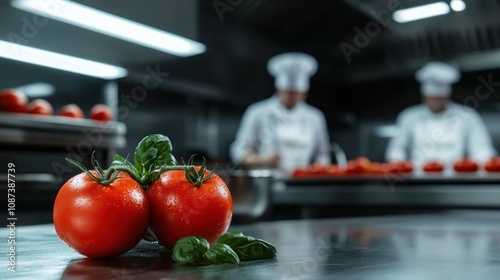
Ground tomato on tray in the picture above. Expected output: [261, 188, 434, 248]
[387, 161, 414, 174]
[53, 156, 149, 259]
[0, 89, 28, 113]
[58, 103, 85, 118]
[423, 161, 445, 172]
[27, 99, 53, 116]
[308, 164, 331, 175]
[485, 157, 500, 172]
[345, 157, 372, 174]
[292, 164, 344, 178]
[453, 158, 479, 172]
[327, 164, 345, 176]
[90, 104, 113, 122]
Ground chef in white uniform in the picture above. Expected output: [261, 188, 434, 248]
[385, 61, 497, 168]
[230, 52, 331, 175]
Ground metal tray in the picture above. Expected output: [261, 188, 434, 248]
[0, 112, 126, 149]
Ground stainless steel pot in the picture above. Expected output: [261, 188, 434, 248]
[221, 169, 274, 221]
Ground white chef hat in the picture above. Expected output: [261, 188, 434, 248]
[267, 52, 318, 93]
[415, 61, 461, 97]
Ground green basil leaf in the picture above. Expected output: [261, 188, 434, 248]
[172, 236, 210, 264]
[203, 244, 240, 264]
[134, 134, 177, 176]
[111, 154, 142, 182]
[218, 234, 277, 261]
[217, 230, 244, 245]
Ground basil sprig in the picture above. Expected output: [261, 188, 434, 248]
[204, 244, 240, 264]
[134, 134, 176, 183]
[110, 134, 177, 186]
[217, 231, 278, 261]
[172, 236, 210, 264]
[171, 231, 277, 265]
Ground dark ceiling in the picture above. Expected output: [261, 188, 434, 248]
[1, 0, 500, 107]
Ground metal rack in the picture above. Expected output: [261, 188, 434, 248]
[0, 112, 126, 164]
[273, 172, 500, 218]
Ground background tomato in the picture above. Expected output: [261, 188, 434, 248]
[90, 104, 113, 122]
[58, 103, 84, 118]
[147, 168, 233, 248]
[345, 157, 372, 174]
[453, 158, 479, 172]
[371, 163, 389, 174]
[327, 164, 345, 176]
[387, 161, 414, 174]
[292, 168, 313, 178]
[423, 161, 444, 172]
[0, 89, 28, 113]
[27, 99, 53, 116]
[484, 157, 500, 172]
[53, 171, 149, 258]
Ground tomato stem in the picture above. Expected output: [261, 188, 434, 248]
[70, 152, 215, 188]
[66, 152, 129, 186]
[104, 165, 141, 184]
[184, 155, 215, 187]
[152, 156, 215, 187]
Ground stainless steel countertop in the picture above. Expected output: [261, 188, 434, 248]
[4, 210, 500, 279]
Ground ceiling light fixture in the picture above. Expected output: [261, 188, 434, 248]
[14, 83, 55, 97]
[393, 2, 450, 23]
[11, 0, 206, 57]
[450, 0, 466, 12]
[0, 40, 128, 79]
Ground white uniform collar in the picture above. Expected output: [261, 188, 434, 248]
[270, 94, 305, 116]
[423, 102, 454, 118]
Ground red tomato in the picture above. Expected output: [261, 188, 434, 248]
[53, 171, 149, 258]
[292, 168, 316, 178]
[453, 158, 479, 172]
[0, 89, 28, 113]
[147, 168, 233, 248]
[387, 161, 414, 174]
[327, 164, 345, 176]
[423, 161, 444, 172]
[371, 163, 390, 174]
[27, 99, 53, 115]
[308, 164, 330, 175]
[90, 104, 113, 122]
[345, 157, 372, 174]
[58, 103, 84, 118]
[485, 157, 500, 172]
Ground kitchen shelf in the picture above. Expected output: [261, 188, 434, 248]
[284, 171, 500, 185]
[0, 112, 126, 151]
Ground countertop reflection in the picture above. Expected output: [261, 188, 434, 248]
[3, 210, 500, 279]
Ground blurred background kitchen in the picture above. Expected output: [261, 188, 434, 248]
[1, 0, 500, 225]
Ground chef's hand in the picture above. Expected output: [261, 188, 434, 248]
[242, 152, 281, 169]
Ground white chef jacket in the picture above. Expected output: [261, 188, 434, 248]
[230, 96, 331, 174]
[385, 102, 496, 167]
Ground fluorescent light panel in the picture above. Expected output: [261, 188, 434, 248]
[393, 2, 450, 23]
[450, 0, 466, 12]
[15, 83, 55, 97]
[0, 40, 128, 79]
[11, 0, 206, 57]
